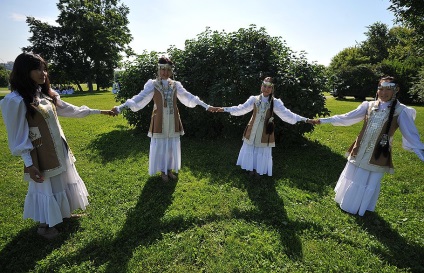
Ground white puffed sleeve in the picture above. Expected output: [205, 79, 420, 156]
[117, 79, 155, 113]
[55, 93, 101, 117]
[224, 96, 256, 116]
[320, 101, 368, 126]
[273, 98, 308, 124]
[175, 81, 209, 109]
[0, 93, 34, 167]
[398, 107, 424, 161]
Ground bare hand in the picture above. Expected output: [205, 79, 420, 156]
[208, 106, 224, 113]
[28, 165, 44, 183]
[101, 110, 117, 116]
[111, 107, 120, 116]
[308, 119, 321, 125]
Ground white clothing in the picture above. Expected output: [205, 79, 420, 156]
[0, 90, 100, 226]
[320, 100, 424, 216]
[117, 79, 209, 175]
[225, 95, 307, 176]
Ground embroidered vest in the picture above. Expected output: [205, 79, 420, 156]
[148, 79, 184, 138]
[243, 95, 275, 147]
[347, 100, 405, 173]
[24, 96, 69, 177]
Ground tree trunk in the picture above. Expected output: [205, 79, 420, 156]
[77, 83, 83, 92]
[88, 80, 94, 92]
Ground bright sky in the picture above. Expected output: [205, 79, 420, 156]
[0, 0, 396, 66]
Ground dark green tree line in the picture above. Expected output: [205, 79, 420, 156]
[328, 21, 423, 103]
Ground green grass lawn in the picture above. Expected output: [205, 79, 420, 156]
[0, 93, 423, 272]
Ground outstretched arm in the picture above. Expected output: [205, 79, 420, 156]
[175, 81, 210, 110]
[113, 79, 155, 114]
[398, 107, 424, 161]
[319, 101, 368, 126]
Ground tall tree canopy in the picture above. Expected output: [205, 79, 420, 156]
[24, 0, 132, 92]
[328, 21, 423, 103]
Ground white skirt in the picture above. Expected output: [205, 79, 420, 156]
[23, 145, 89, 227]
[334, 162, 384, 216]
[149, 137, 181, 175]
[236, 141, 273, 176]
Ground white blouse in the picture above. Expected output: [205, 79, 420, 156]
[117, 79, 209, 112]
[0, 91, 101, 167]
[224, 95, 308, 124]
[320, 100, 424, 161]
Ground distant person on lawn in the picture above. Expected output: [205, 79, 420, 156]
[214, 76, 314, 178]
[314, 76, 424, 216]
[111, 56, 215, 182]
[0, 52, 114, 239]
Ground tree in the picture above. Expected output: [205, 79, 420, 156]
[24, 0, 132, 92]
[361, 22, 391, 64]
[328, 46, 369, 72]
[117, 26, 329, 141]
[328, 21, 423, 104]
[0, 66, 10, 87]
[387, 26, 419, 60]
[389, 0, 424, 47]
[409, 67, 424, 102]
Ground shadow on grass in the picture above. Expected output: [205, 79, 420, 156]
[46, 176, 179, 273]
[232, 176, 308, 260]
[73, 131, 345, 269]
[87, 127, 149, 163]
[0, 219, 81, 273]
[182, 136, 347, 196]
[88, 127, 346, 196]
[47, 174, 317, 271]
[356, 213, 424, 272]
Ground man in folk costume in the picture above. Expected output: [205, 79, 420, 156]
[112, 56, 213, 182]
[316, 76, 424, 216]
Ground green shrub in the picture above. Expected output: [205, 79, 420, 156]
[117, 26, 329, 141]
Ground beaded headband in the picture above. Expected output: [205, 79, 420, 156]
[158, 64, 173, 71]
[262, 81, 274, 87]
[378, 81, 397, 90]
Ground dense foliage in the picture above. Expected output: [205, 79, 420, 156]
[24, 0, 132, 92]
[117, 26, 329, 141]
[0, 66, 9, 87]
[328, 22, 424, 103]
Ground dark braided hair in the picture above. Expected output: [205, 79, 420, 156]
[264, 77, 275, 135]
[9, 52, 57, 116]
[374, 76, 399, 159]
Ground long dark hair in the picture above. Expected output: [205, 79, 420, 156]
[9, 52, 57, 116]
[375, 76, 398, 159]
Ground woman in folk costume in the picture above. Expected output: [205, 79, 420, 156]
[215, 77, 313, 177]
[0, 53, 114, 239]
[316, 76, 424, 216]
[112, 56, 213, 182]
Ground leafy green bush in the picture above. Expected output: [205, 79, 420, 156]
[332, 64, 377, 100]
[0, 66, 10, 87]
[409, 67, 424, 103]
[115, 51, 158, 129]
[117, 26, 329, 141]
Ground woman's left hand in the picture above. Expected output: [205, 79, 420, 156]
[28, 165, 44, 183]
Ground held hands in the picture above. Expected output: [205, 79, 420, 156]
[312, 119, 321, 125]
[306, 119, 321, 125]
[101, 110, 117, 116]
[28, 165, 44, 183]
[111, 106, 120, 116]
[207, 106, 224, 113]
